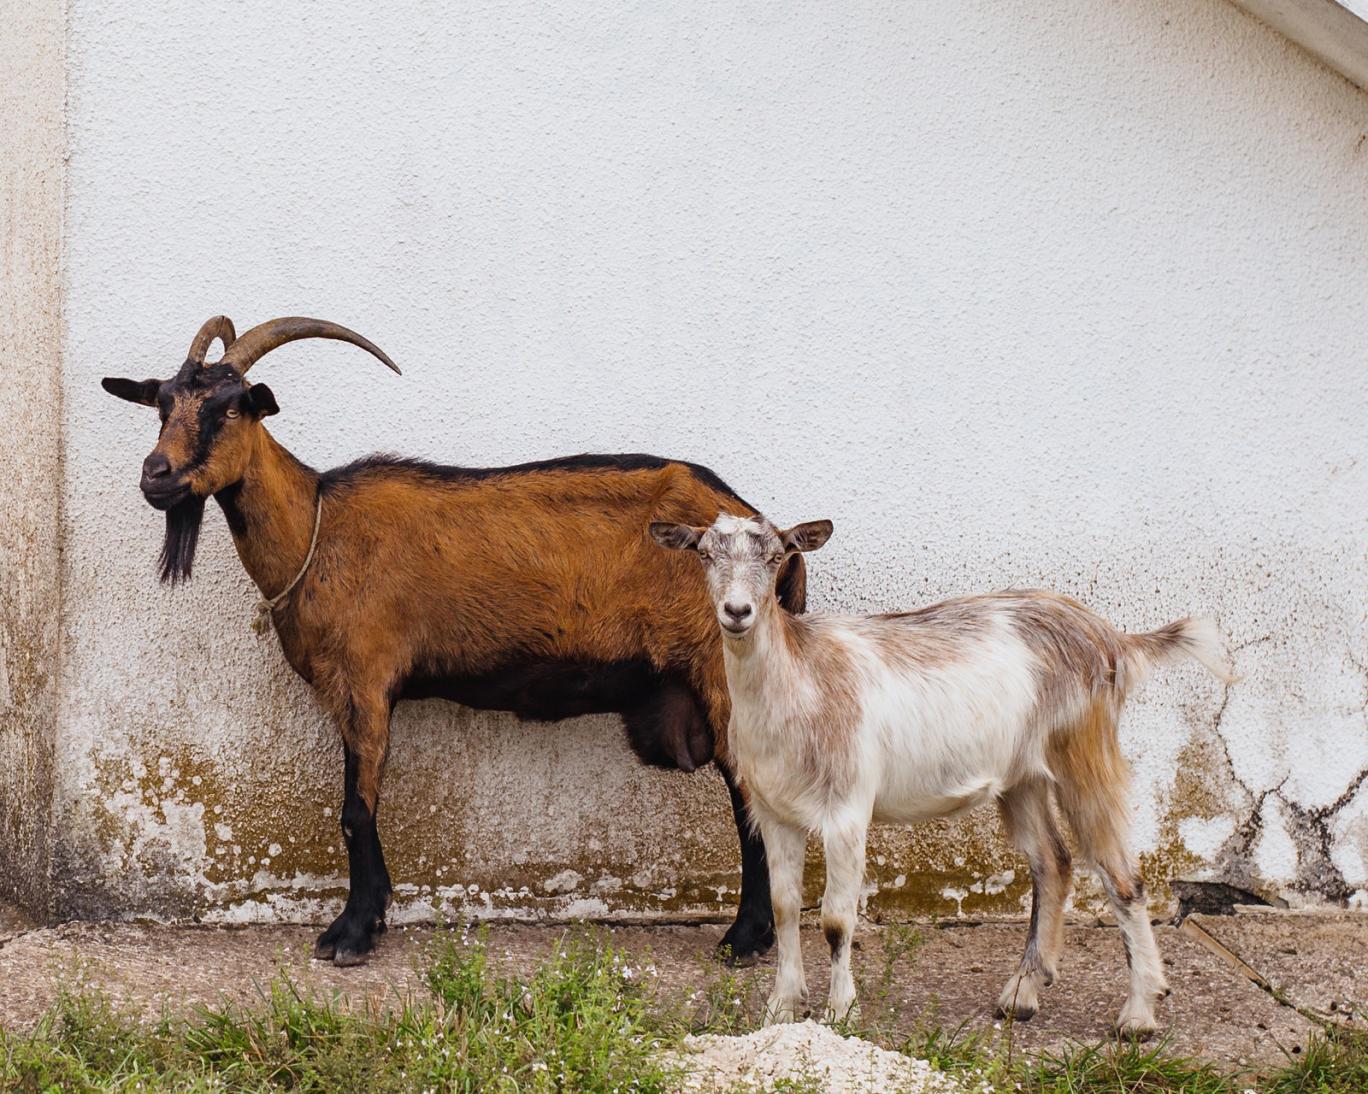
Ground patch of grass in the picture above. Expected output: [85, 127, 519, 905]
[891, 1025, 1368, 1094]
[897, 1019, 1001, 1081]
[0, 929, 676, 1092]
[673, 955, 765, 1036]
[0, 990, 183, 1091]
[1018, 1039, 1238, 1093]
[849, 922, 924, 1036]
[425, 929, 670, 1090]
[1262, 1027, 1368, 1093]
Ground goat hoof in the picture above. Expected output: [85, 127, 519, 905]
[1115, 1013, 1157, 1041]
[331, 927, 382, 967]
[717, 918, 775, 966]
[314, 910, 384, 966]
[313, 924, 342, 961]
[332, 946, 373, 968]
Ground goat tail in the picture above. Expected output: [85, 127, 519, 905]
[1123, 616, 1236, 685]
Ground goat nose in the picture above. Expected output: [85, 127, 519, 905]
[723, 602, 752, 622]
[142, 453, 171, 479]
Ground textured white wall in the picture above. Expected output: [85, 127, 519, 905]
[55, 0, 1368, 920]
[1228, 0, 1368, 91]
[0, 0, 64, 915]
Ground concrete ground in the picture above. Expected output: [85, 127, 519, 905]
[0, 905, 1363, 1070]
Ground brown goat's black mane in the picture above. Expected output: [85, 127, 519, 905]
[319, 452, 752, 508]
[160, 496, 206, 585]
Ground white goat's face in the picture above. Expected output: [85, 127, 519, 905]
[650, 513, 833, 639]
[698, 515, 785, 637]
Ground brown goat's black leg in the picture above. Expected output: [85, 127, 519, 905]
[716, 760, 775, 965]
[315, 742, 392, 966]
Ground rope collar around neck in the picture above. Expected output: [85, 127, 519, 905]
[252, 495, 323, 635]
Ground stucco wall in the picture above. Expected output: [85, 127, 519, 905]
[43, 0, 1368, 923]
[0, 0, 64, 915]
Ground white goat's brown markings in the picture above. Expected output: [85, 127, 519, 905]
[867, 598, 994, 669]
[776, 615, 864, 793]
[657, 513, 1233, 1038]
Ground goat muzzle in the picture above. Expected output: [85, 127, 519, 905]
[140, 452, 191, 509]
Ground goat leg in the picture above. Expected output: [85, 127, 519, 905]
[716, 760, 775, 964]
[315, 713, 393, 966]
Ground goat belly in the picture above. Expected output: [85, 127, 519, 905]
[396, 658, 714, 771]
[870, 778, 1004, 825]
[399, 657, 658, 718]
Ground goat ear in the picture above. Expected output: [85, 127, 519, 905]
[243, 383, 279, 418]
[101, 377, 161, 406]
[780, 520, 833, 554]
[649, 522, 703, 551]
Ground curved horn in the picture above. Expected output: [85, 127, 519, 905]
[220, 317, 401, 375]
[186, 315, 237, 365]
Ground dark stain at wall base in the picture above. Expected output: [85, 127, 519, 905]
[1171, 879, 1277, 918]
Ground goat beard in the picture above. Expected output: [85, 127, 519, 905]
[159, 496, 206, 585]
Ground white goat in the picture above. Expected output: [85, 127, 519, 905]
[651, 513, 1232, 1037]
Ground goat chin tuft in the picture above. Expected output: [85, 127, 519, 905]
[159, 496, 206, 585]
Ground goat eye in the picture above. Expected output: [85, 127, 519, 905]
[697, 550, 711, 562]
[769, 553, 783, 565]
[225, 408, 240, 419]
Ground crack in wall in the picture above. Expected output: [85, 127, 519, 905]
[1207, 640, 1368, 903]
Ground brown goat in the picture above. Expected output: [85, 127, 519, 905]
[102, 315, 805, 965]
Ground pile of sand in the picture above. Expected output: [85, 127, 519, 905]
[669, 1020, 966, 1092]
